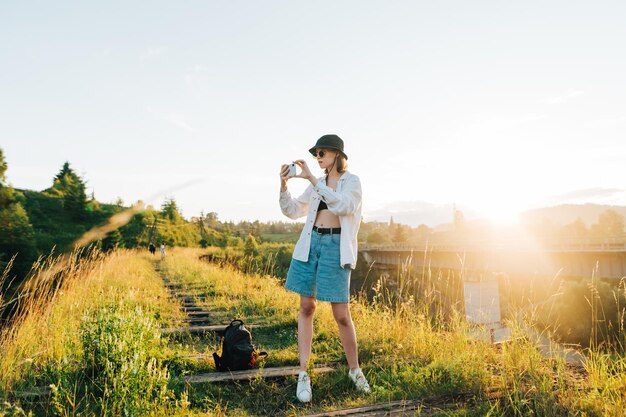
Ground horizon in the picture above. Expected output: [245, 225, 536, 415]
[12, 178, 626, 229]
[2, 1, 625, 225]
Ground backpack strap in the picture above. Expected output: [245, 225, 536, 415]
[213, 352, 224, 371]
[230, 319, 244, 327]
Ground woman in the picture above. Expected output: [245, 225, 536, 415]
[279, 134, 370, 403]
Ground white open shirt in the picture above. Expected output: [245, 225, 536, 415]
[279, 171, 362, 270]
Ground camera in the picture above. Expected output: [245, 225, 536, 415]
[287, 163, 297, 177]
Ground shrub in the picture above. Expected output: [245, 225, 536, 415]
[51, 304, 170, 416]
[243, 234, 260, 257]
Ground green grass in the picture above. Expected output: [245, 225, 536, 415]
[1, 247, 625, 416]
[260, 233, 300, 243]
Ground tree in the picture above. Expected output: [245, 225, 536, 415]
[119, 213, 146, 247]
[50, 162, 75, 195]
[102, 229, 124, 252]
[367, 230, 388, 245]
[414, 224, 433, 241]
[273, 246, 292, 277]
[0, 148, 36, 276]
[161, 198, 184, 223]
[594, 209, 625, 238]
[0, 201, 35, 269]
[392, 224, 408, 243]
[244, 234, 260, 257]
[218, 228, 231, 248]
[560, 218, 587, 240]
[0, 148, 15, 211]
[251, 220, 261, 238]
[0, 148, 7, 182]
[53, 162, 73, 185]
[64, 177, 88, 220]
[50, 162, 88, 220]
[204, 212, 219, 229]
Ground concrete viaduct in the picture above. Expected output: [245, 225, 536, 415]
[359, 238, 626, 280]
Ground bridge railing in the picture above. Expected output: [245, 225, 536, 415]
[360, 235, 626, 253]
[535, 236, 626, 252]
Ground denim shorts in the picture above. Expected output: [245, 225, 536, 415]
[285, 231, 351, 303]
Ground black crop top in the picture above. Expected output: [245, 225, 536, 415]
[317, 199, 328, 211]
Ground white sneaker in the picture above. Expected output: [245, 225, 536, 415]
[348, 368, 371, 393]
[296, 371, 312, 403]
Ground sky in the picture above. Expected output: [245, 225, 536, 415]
[2, 1, 625, 226]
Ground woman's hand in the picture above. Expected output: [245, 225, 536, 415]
[292, 159, 314, 181]
[279, 164, 292, 191]
[280, 164, 291, 182]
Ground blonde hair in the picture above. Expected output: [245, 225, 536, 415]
[325, 152, 348, 174]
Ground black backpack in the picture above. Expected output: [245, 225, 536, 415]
[213, 319, 267, 371]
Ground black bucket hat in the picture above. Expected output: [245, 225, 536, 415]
[308, 134, 348, 160]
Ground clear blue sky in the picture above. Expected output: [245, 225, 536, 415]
[2, 1, 625, 224]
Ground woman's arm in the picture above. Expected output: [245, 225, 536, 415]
[279, 162, 314, 219]
[279, 185, 313, 219]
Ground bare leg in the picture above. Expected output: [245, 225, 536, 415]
[298, 296, 316, 371]
[331, 302, 359, 370]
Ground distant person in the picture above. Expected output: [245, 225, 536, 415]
[160, 243, 166, 259]
[279, 134, 370, 403]
[149, 243, 156, 255]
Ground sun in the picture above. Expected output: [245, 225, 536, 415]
[456, 185, 531, 226]
[447, 146, 540, 226]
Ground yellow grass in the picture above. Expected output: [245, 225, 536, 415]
[0, 249, 177, 392]
[160, 248, 493, 387]
[1, 246, 625, 416]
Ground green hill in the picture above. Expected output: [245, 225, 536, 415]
[18, 188, 121, 254]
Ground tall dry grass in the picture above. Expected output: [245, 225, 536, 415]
[0, 248, 176, 395]
[194, 246, 626, 416]
[165, 248, 492, 389]
[1, 244, 624, 416]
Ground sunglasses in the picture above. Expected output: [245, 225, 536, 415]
[312, 149, 333, 158]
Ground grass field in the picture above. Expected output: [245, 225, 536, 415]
[260, 233, 300, 244]
[1, 247, 625, 416]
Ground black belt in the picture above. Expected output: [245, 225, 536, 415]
[313, 225, 341, 235]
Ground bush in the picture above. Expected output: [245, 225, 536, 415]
[537, 279, 626, 348]
[243, 234, 260, 257]
[51, 304, 171, 416]
[0, 401, 32, 417]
